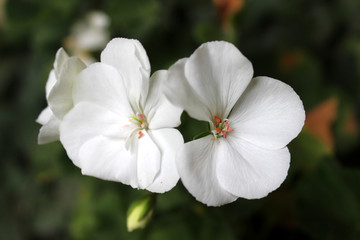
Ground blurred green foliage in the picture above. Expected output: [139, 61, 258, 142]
[1, 0, 360, 239]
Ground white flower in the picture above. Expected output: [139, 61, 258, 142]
[71, 11, 110, 51]
[164, 41, 305, 206]
[36, 48, 86, 144]
[60, 38, 184, 193]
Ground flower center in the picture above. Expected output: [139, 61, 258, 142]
[211, 116, 233, 140]
[129, 113, 148, 139]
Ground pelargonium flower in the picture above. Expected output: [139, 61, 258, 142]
[164, 41, 305, 206]
[36, 48, 86, 144]
[60, 38, 184, 193]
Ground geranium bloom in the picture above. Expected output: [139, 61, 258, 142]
[164, 41, 305, 206]
[36, 48, 86, 144]
[60, 38, 183, 193]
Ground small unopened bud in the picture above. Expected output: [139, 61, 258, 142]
[127, 194, 156, 232]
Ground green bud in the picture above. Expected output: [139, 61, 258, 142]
[127, 194, 156, 232]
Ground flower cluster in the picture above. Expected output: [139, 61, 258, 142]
[37, 38, 305, 206]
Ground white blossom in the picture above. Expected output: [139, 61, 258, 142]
[36, 48, 86, 144]
[60, 38, 183, 193]
[164, 41, 305, 206]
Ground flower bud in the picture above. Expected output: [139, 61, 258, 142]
[127, 194, 156, 232]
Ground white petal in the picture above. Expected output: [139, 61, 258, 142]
[78, 135, 138, 187]
[48, 57, 86, 119]
[184, 41, 253, 118]
[53, 48, 69, 79]
[136, 130, 161, 189]
[73, 62, 133, 119]
[144, 70, 182, 129]
[45, 70, 57, 98]
[36, 106, 52, 125]
[216, 136, 290, 199]
[229, 76, 305, 150]
[38, 113, 61, 144]
[100, 38, 150, 109]
[146, 128, 183, 193]
[164, 58, 211, 121]
[60, 102, 128, 167]
[177, 136, 237, 206]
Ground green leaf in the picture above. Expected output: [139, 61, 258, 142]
[294, 158, 360, 239]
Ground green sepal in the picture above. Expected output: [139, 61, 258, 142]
[193, 131, 211, 140]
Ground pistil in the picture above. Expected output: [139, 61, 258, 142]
[129, 113, 147, 128]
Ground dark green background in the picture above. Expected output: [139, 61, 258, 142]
[1, 0, 360, 239]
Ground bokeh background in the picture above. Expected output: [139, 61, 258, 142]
[1, 0, 360, 239]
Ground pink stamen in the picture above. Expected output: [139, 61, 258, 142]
[214, 116, 222, 124]
[212, 116, 233, 139]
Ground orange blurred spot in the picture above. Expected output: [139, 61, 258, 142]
[213, 0, 244, 29]
[305, 97, 338, 152]
[344, 110, 359, 135]
[279, 51, 304, 72]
